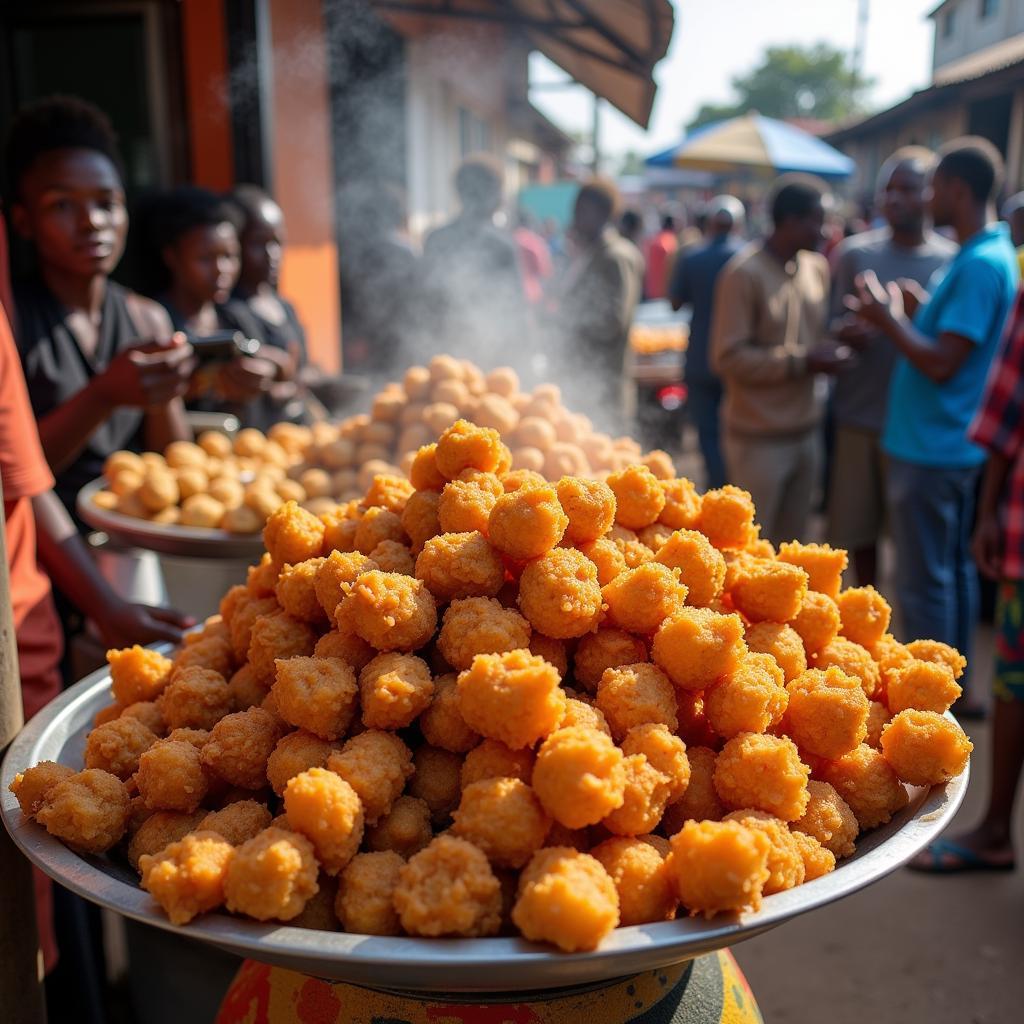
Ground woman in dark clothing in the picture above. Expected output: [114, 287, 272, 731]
[4, 95, 193, 515]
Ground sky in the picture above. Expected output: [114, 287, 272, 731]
[529, 0, 939, 160]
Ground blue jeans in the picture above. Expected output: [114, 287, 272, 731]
[686, 378, 726, 490]
[886, 457, 980, 680]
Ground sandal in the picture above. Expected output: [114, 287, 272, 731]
[907, 838, 1015, 874]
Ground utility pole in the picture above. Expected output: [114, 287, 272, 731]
[852, 0, 870, 85]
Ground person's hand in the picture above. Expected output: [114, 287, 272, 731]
[807, 340, 856, 375]
[832, 313, 873, 350]
[971, 514, 1003, 581]
[216, 355, 278, 403]
[896, 277, 928, 319]
[92, 599, 196, 648]
[844, 270, 904, 330]
[94, 333, 195, 409]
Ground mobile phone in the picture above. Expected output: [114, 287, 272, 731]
[189, 331, 262, 366]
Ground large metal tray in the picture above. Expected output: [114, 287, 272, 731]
[1, 664, 969, 993]
[77, 478, 266, 559]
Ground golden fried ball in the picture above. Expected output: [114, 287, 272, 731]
[556, 477, 616, 544]
[165, 440, 207, 469]
[179, 494, 226, 529]
[714, 733, 809, 821]
[418, 673, 479, 753]
[835, 586, 892, 649]
[813, 638, 881, 700]
[400, 489, 442, 555]
[451, 777, 550, 868]
[158, 667, 232, 732]
[526, 634, 567, 677]
[879, 710, 972, 786]
[602, 753, 672, 836]
[864, 700, 891, 748]
[606, 465, 666, 531]
[37, 768, 129, 853]
[651, 607, 747, 692]
[414, 531, 504, 602]
[371, 541, 415, 575]
[590, 836, 675, 925]
[263, 500, 325, 567]
[532, 726, 625, 828]
[595, 663, 678, 741]
[283, 767, 364, 875]
[365, 796, 433, 859]
[791, 780, 858, 858]
[200, 708, 283, 789]
[224, 827, 319, 921]
[364, 473, 414, 515]
[266, 730, 338, 797]
[776, 542, 848, 599]
[517, 548, 603, 639]
[9, 761, 75, 818]
[559, 697, 611, 735]
[210, 479, 246, 512]
[315, 550, 377, 619]
[275, 557, 328, 625]
[409, 444, 446, 492]
[354, 506, 405, 555]
[704, 652, 787, 740]
[730, 559, 808, 624]
[818, 744, 909, 830]
[313, 628, 376, 672]
[886, 660, 961, 715]
[722, 810, 805, 894]
[320, 507, 359, 555]
[573, 629, 647, 694]
[246, 555, 280, 598]
[460, 739, 535, 790]
[136, 739, 208, 813]
[138, 471, 179, 513]
[620, 726, 689, 803]
[486, 484, 567, 561]
[359, 652, 434, 729]
[272, 656, 358, 741]
[438, 597, 532, 673]
[338, 571, 437, 652]
[602, 562, 688, 635]
[327, 731, 413, 825]
[578, 537, 627, 586]
[696, 486, 755, 550]
[790, 590, 841, 654]
[785, 667, 869, 760]
[336, 851, 404, 935]
[657, 478, 702, 530]
[661, 746, 723, 832]
[127, 809, 207, 870]
[435, 420, 506, 479]
[408, 745, 462, 824]
[171, 634, 233, 680]
[139, 830, 235, 925]
[84, 717, 157, 780]
[105, 449, 145, 479]
[108, 645, 173, 706]
[650, 530, 724, 608]
[248, 610, 317, 687]
[198, 801, 272, 847]
[904, 639, 967, 680]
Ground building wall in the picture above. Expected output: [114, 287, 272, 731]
[933, 0, 1024, 72]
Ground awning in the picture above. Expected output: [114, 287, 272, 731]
[370, 0, 674, 128]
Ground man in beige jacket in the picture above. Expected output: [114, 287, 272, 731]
[711, 176, 852, 544]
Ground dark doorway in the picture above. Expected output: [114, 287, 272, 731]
[968, 92, 1012, 155]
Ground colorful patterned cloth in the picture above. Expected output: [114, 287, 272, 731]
[994, 579, 1024, 702]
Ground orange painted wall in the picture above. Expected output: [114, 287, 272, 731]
[180, 0, 234, 190]
[267, 0, 342, 373]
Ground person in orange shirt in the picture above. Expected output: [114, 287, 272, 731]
[644, 211, 679, 301]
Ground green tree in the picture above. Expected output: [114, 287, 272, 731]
[687, 43, 873, 131]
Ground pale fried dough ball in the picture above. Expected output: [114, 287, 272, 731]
[776, 542, 848, 599]
[408, 745, 462, 824]
[180, 494, 226, 528]
[338, 571, 437, 652]
[232, 428, 267, 458]
[602, 562, 688, 635]
[511, 446, 545, 473]
[200, 708, 283, 789]
[136, 740, 208, 813]
[790, 591, 841, 654]
[9, 761, 75, 818]
[164, 440, 206, 468]
[835, 586, 892, 649]
[528, 634, 569, 676]
[517, 548, 603, 639]
[818, 744, 909, 830]
[512, 848, 618, 952]
[488, 484, 568, 560]
[336, 851, 403, 935]
[714, 733, 809, 821]
[413, 531, 504, 603]
[607, 465, 665, 530]
[460, 739, 534, 789]
[438, 597, 532, 673]
[138, 470, 179, 513]
[313, 628, 376, 672]
[365, 796, 433, 858]
[457, 649, 566, 750]
[603, 754, 672, 836]
[532, 727, 625, 829]
[328, 731, 413, 825]
[661, 746, 723, 832]
[515, 416, 557, 450]
[108, 645, 173, 706]
[578, 538, 627, 586]
[224, 827, 319, 921]
[904, 639, 967, 680]
[864, 700, 891, 747]
[730, 559, 808, 623]
[403, 365, 431, 399]
[247, 611, 317, 687]
[359, 652, 434, 729]
[284, 767, 364, 875]
[704, 653, 787, 739]
[37, 768, 129, 853]
[473, 395, 519, 437]
[354, 507, 405, 555]
[879, 710, 972, 786]
[139, 830, 235, 924]
[210, 479, 246, 511]
[785, 667, 868, 759]
[887, 659, 961, 715]
[556, 477, 616, 544]
[84, 717, 157, 780]
[791, 780, 858, 858]
[272, 656, 358, 741]
[297, 468, 331, 500]
[198, 801, 272, 846]
[263, 500, 325, 567]
[105, 449, 145, 478]
[157, 667, 232, 731]
[266, 731, 338, 796]
[127, 810, 206, 870]
[696, 486, 755, 549]
[596, 663, 678, 741]
[813, 638, 880, 700]
[315, 550, 377, 619]
[401, 490, 442, 553]
[722, 810, 805, 894]
[652, 608, 747, 692]
[242, 487, 282, 522]
[93, 704, 122, 728]
[452, 777, 550, 868]
[653, 530, 726, 608]
[485, 365, 519, 396]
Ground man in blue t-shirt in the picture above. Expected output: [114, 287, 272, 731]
[849, 137, 1019, 706]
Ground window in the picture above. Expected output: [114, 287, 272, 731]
[980, 0, 999, 18]
[458, 107, 492, 157]
[942, 8, 956, 37]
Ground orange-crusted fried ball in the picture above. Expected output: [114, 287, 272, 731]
[275, 558, 328, 624]
[661, 746, 723, 832]
[818, 744, 909, 829]
[665, 820, 770, 916]
[887, 660, 961, 715]
[722, 809, 805, 894]
[365, 796, 433, 858]
[272, 656, 357, 741]
[369, 539, 414, 576]
[745, 622, 807, 683]
[419, 673, 479, 753]
[435, 419, 506, 479]
[408, 745, 462, 824]
[452, 777, 551, 868]
[658, 478, 702, 530]
[704, 652, 787, 739]
[578, 538, 627, 586]
[652, 608, 747, 692]
[315, 550, 378, 619]
[596, 663, 678, 741]
[791, 780, 858, 858]
[602, 562, 688, 635]
[638, 523, 674, 552]
[532, 726, 625, 828]
[84, 717, 157, 780]
[267, 730, 338, 796]
[263, 500, 325, 567]
[167, 727, 210, 749]
[517, 548, 603, 639]
[321, 506, 359, 554]
[284, 767, 364, 874]
[198, 800, 272, 846]
[488, 484, 568, 560]
[621, 724, 690, 800]
[790, 591, 841, 654]
[248, 611, 317, 687]
[9, 761, 75, 818]
[791, 829, 835, 879]
[776, 542, 847, 599]
[157, 667, 232, 732]
[696, 486, 755, 550]
[401, 489, 442, 553]
[879, 710, 972, 786]
[457, 649, 566, 750]
[136, 739, 208, 813]
[414, 531, 504, 602]
[607, 465, 665, 530]
[438, 598, 532, 673]
[336, 851, 404, 935]
[228, 664, 269, 712]
[573, 628, 648, 694]
[436, 478, 498, 535]
[864, 700, 890, 747]
[872, 634, 914, 699]
[813, 638, 880, 699]
[246, 554, 280, 597]
[364, 473, 414, 514]
[409, 444, 446, 492]
[603, 753, 672, 836]
[836, 586, 891, 649]
[328, 730, 413, 825]
[512, 848, 619, 951]
[224, 827, 319, 921]
[904, 639, 966, 680]
[359, 652, 434, 729]
[556, 477, 616, 544]
[37, 768, 129, 853]
[591, 836, 675, 925]
[127, 809, 207, 870]
[93, 704, 122, 728]
[108, 646, 173, 705]
[654, 530, 726, 608]
[201, 708, 284, 789]
[502, 467, 547, 492]
[560, 696, 611, 735]
[729, 559, 808, 623]
[608, 525, 653, 568]
[338, 571, 437, 652]
[171, 635, 234, 680]
[529, 634, 568, 676]
[354, 507, 405, 555]
[394, 834, 502, 937]
[785, 667, 868, 760]
[228, 595, 279, 662]
[313, 629, 375, 673]
[714, 733, 809, 821]
[139, 830, 235, 925]
[461, 739, 534, 789]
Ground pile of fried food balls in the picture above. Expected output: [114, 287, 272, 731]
[14, 419, 972, 953]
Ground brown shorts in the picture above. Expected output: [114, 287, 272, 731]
[827, 426, 887, 551]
